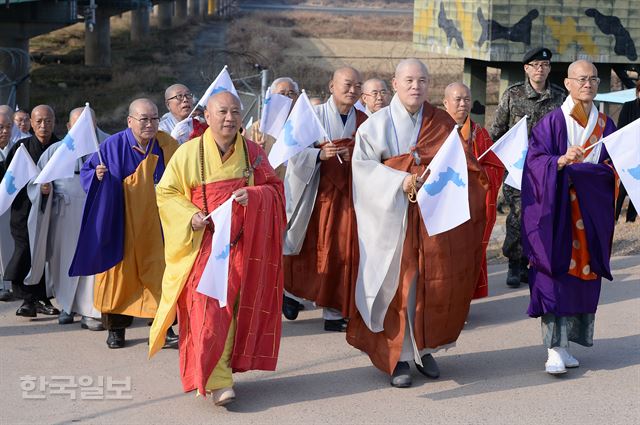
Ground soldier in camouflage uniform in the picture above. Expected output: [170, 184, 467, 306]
[488, 47, 566, 288]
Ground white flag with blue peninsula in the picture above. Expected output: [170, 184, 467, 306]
[259, 88, 292, 139]
[490, 115, 528, 190]
[196, 66, 241, 110]
[268, 91, 329, 169]
[603, 116, 640, 210]
[0, 144, 39, 215]
[196, 196, 234, 307]
[35, 105, 99, 184]
[417, 126, 469, 236]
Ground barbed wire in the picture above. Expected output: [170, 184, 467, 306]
[0, 47, 30, 107]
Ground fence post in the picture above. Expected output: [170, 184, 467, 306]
[259, 68, 269, 117]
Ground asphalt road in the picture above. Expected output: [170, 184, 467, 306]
[1, 257, 638, 424]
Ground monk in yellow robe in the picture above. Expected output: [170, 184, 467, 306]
[149, 92, 286, 406]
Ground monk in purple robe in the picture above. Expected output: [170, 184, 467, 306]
[69, 98, 179, 349]
[522, 60, 617, 375]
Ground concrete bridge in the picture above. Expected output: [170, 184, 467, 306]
[0, 0, 234, 108]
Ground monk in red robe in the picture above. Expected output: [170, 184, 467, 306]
[149, 91, 286, 406]
[443, 82, 504, 298]
[282, 67, 367, 330]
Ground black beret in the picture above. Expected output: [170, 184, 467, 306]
[523, 47, 552, 64]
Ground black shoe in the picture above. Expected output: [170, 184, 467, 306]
[106, 329, 125, 349]
[415, 354, 440, 379]
[506, 264, 520, 288]
[36, 300, 60, 316]
[16, 301, 37, 318]
[0, 290, 14, 302]
[282, 295, 301, 321]
[324, 318, 347, 332]
[80, 316, 105, 331]
[58, 310, 74, 325]
[162, 327, 179, 349]
[391, 361, 412, 388]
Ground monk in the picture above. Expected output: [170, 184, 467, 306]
[347, 59, 487, 388]
[360, 78, 391, 116]
[443, 82, 504, 299]
[69, 98, 179, 349]
[149, 91, 286, 406]
[522, 60, 617, 375]
[283, 66, 367, 330]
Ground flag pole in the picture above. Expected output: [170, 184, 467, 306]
[583, 138, 604, 153]
[85, 103, 104, 165]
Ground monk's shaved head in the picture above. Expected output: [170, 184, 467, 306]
[206, 90, 241, 111]
[205, 91, 242, 145]
[129, 98, 158, 117]
[395, 58, 429, 79]
[0, 105, 13, 120]
[332, 66, 361, 82]
[30, 105, 55, 144]
[444, 82, 470, 98]
[567, 59, 597, 78]
[165, 83, 190, 100]
[68, 106, 97, 130]
[32, 104, 54, 118]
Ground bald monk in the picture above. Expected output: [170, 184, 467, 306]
[160, 83, 207, 144]
[149, 91, 286, 406]
[0, 105, 61, 318]
[69, 98, 179, 349]
[283, 66, 368, 329]
[361, 78, 391, 116]
[347, 59, 487, 388]
[443, 82, 504, 299]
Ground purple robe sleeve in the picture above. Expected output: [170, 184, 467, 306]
[522, 110, 616, 280]
[68, 136, 125, 276]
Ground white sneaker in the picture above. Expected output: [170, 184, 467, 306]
[211, 387, 235, 406]
[545, 348, 567, 375]
[556, 347, 579, 368]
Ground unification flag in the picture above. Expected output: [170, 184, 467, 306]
[268, 91, 329, 169]
[259, 88, 292, 138]
[417, 126, 469, 236]
[603, 117, 640, 209]
[196, 196, 234, 307]
[195, 66, 241, 110]
[35, 105, 99, 184]
[0, 144, 38, 215]
[489, 115, 528, 190]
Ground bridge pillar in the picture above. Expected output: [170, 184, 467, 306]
[85, 6, 111, 67]
[131, 4, 151, 41]
[187, 0, 199, 18]
[175, 0, 187, 25]
[157, 1, 173, 29]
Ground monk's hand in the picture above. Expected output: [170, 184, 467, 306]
[337, 147, 350, 161]
[233, 188, 248, 206]
[558, 146, 584, 170]
[402, 174, 416, 193]
[40, 183, 51, 195]
[191, 211, 207, 231]
[95, 164, 108, 181]
[319, 143, 340, 161]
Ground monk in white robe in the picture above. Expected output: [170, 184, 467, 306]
[347, 59, 487, 388]
[0, 111, 15, 300]
[26, 107, 107, 329]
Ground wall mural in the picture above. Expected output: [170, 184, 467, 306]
[414, 0, 639, 64]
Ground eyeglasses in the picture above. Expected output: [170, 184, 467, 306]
[567, 76, 601, 86]
[166, 93, 194, 102]
[364, 90, 388, 98]
[526, 62, 551, 70]
[129, 116, 160, 125]
[276, 90, 299, 99]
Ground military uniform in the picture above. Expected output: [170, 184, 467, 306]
[488, 78, 565, 285]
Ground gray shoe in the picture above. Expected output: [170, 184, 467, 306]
[58, 310, 74, 325]
[415, 354, 440, 379]
[0, 290, 14, 302]
[81, 316, 105, 331]
[390, 361, 412, 388]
